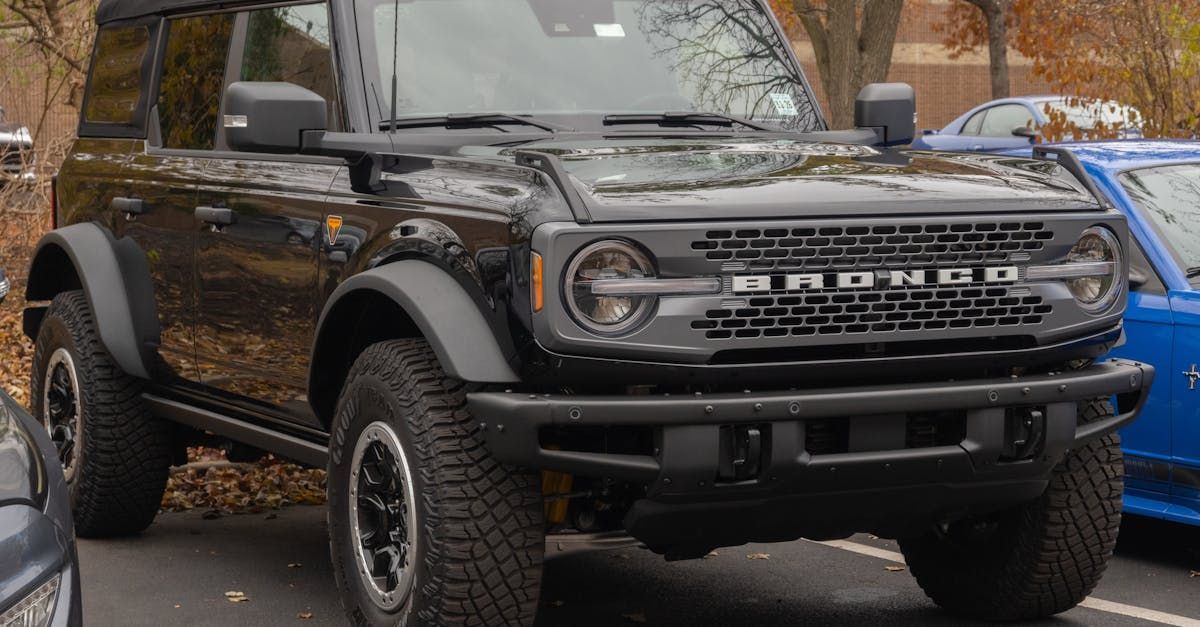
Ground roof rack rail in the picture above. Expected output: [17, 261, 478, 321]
[1032, 146, 1112, 209]
[513, 150, 593, 224]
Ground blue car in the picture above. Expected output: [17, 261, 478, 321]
[1003, 141, 1200, 526]
[912, 96, 1138, 152]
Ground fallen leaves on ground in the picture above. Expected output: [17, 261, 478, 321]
[224, 591, 249, 603]
[0, 290, 35, 407]
[746, 552, 770, 560]
[884, 565, 906, 572]
[297, 612, 313, 620]
[161, 447, 326, 514]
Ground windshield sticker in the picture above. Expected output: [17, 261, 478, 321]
[594, 23, 626, 37]
[770, 93, 799, 116]
[554, 23, 571, 33]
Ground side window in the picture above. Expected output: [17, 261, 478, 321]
[979, 104, 1036, 137]
[240, 4, 341, 131]
[961, 110, 986, 136]
[82, 22, 155, 132]
[157, 14, 235, 150]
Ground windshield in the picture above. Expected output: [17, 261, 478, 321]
[356, 0, 821, 131]
[1120, 163, 1200, 271]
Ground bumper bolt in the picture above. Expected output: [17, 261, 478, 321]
[1059, 384, 1067, 392]
[1021, 387, 1031, 396]
[704, 405, 714, 414]
[568, 407, 582, 421]
[788, 402, 801, 416]
[753, 403, 763, 412]
[987, 390, 999, 403]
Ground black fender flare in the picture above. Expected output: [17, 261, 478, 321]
[313, 260, 519, 385]
[24, 223, 160, 379]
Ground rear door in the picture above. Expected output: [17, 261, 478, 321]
[115, 12, 239, 385]
[192, 2, 342, 428]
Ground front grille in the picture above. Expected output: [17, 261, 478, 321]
[694, 287, 1052, 340]
[691, 222, 1053, 270]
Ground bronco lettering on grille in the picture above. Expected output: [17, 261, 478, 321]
[731, 266, 1019, 294]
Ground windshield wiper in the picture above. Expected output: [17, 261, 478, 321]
[603, 111, 775, 132]
[379, 113, 571, 133]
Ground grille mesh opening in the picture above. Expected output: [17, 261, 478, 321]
[693, 222, 1052, 269]
[697, 287, 1051, 340]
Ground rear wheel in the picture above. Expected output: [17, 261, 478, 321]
[31, 291, 171, 536]
[327, 338, 544, 626]
[899, 398, 1122, 620]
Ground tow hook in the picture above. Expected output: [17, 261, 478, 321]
[718, 424, 765, 482]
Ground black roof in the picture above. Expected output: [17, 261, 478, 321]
[96, 0, 262, 24]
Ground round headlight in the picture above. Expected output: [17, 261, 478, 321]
[564, 240, 656, 335]
[1066, 227, 1121, 312]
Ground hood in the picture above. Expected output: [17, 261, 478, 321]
[475, 138, 1099, 222]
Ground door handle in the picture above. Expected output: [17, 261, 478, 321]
[195, 206, 235, 226]
[111, 197, 144, 218]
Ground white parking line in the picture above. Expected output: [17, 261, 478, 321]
[810, 539, 1200, 627]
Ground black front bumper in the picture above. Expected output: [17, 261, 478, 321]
[469, 359, 1153, 549]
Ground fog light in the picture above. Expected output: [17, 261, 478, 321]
[0, 573, 59, 627]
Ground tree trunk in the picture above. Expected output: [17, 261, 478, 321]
[970, 0, 1011, 99]
[793, 0, 904, 129]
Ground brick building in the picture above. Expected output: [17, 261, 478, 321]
[789, 0, 1056, 130]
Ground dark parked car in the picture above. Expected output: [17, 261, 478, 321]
[26, 0, 1151, 624]
[0, 268, 82, 627]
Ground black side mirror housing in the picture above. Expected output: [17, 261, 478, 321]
[854, 83, 916, 147]
[1013, 125, 1039, 140]
[223, 82, 327, 154]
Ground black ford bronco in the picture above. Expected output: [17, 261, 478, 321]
[26, 0, 1153, 623]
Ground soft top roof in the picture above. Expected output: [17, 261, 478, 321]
[96, 0, 262, 24]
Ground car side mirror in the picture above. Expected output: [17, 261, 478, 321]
[223, 82, 327, 154]
[854, 83, 916, 147]
[1129, 267, 1149, 290]
[1012, 125, 1039, 140]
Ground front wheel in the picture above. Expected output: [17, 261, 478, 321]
[899, 398, 1123, 621]
[327, 339, 544, 626]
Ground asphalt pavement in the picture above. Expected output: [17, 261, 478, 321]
[78, 505, 1200, 626]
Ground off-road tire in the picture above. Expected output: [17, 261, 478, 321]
[31, 290, 171, 536]
[328, 339, 544, 626]
[898, 397, 1122, 621]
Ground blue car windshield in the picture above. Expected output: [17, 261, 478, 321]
[356, 0, 821, 131]
[1120, 163, 1200, 271]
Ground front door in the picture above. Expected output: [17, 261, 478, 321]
[1110, 243, 1174, 497]
[1168, 290, 1200, 509]
[192, 2, 342, 427]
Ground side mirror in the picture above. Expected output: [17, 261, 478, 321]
[0, 268, 8, 305]
[854, 83, 916, 147]
[1129, 267, 1149, 290]
[1012, 125, 1039, 140]
[223, 82, 327, 154]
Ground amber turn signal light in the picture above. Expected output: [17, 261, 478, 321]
[532, 252, 544, 312]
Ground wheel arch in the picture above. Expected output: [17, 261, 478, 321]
[309, 259, 519, 427]
[24, 223, 160, 379]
